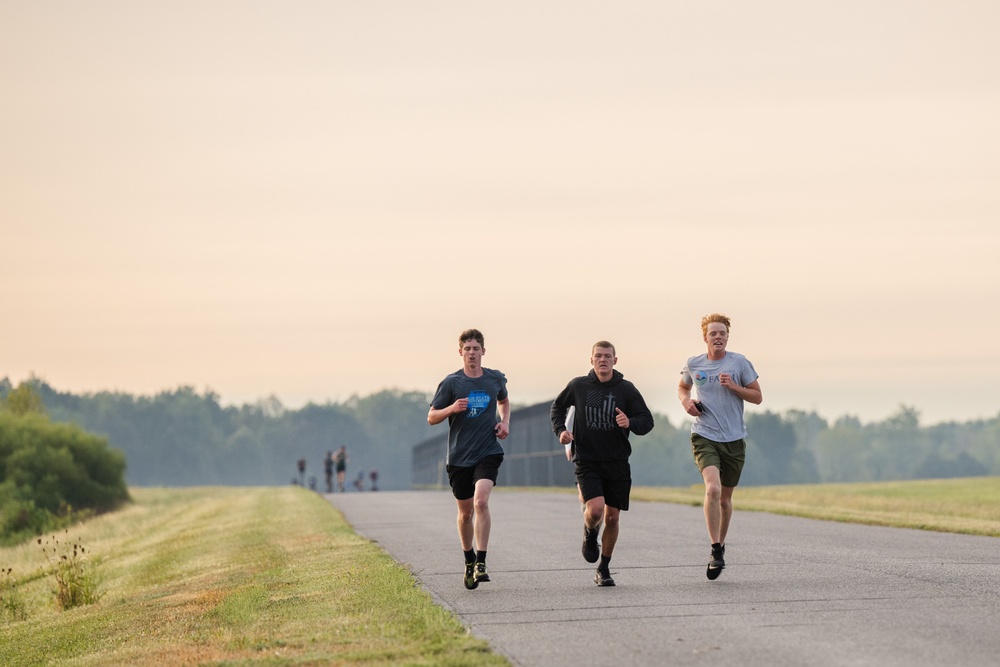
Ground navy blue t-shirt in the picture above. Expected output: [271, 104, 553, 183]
[431, 368, 508, 467]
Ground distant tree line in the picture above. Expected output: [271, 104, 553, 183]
[2, 377, 998, 495]
[0, 377, 436, 492]
[629, 405, 1000, 487]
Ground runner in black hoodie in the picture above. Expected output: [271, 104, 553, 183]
[550, 341, 654, 586]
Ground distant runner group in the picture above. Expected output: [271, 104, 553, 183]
[428, 315, 762, 589]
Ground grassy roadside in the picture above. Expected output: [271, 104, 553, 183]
[631, 476, 1000, 537]
[0, 486, 508, 667]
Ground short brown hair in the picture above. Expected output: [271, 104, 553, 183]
[700, 314, 731, 337]
[459, 329, 485, 348]
[592, 340, 615, 356]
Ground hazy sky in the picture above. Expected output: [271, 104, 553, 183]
[3, 2, 999, 428]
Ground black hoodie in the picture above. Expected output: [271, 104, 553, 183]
[550, 369, 654, 463]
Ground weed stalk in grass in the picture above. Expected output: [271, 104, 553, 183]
[1, 566, 27, 621]
[38, 531, 103, 610]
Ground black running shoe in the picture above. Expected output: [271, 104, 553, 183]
[474, 562, 490, 583]
[706, 544, 725, 580]
[464, 562, 479, 590]
[582, 526, 600, 563]
[594, 567, 615, 587]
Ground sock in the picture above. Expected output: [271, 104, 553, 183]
[464, 549, 476, 564]
[476, 550, 487, 564]
[599, 554, 611, 571]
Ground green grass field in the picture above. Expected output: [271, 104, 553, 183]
[0, 486, 506, 667]
[632, 477, 1000, 537]
[1, 478, 997, 665]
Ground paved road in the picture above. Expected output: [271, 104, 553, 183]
[327, 490, 1000, 667]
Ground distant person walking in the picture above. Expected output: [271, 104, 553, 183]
[550, 341, 654, 587]
[678, 313, 762, 580]
[324, 451, 335, 493]
[334, 446, 348, 492]
[428, 328, 510, 590]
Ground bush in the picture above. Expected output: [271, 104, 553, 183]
[0, 412, 129, 544]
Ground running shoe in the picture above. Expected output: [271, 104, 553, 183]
[474, 562, 491, 583]
[594, 567, 615, 587]
[706, 544, 725, 580]
[464, 562, 479, 590]
[582, 526, 600, 563]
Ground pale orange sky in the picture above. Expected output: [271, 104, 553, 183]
[3, 2, 998, 427]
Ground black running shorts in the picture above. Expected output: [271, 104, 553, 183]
[447, 454, 503, 500]
[575, 459, 631, 511]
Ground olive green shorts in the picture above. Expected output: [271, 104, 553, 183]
[691, 434, 746, 488]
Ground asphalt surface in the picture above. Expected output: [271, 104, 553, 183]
[327, 489, 1000, 667]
